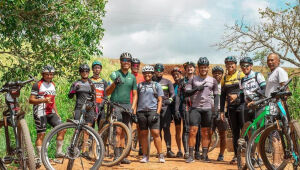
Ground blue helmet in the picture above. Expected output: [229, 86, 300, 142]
[212, 66, 224, 73]
[225, 56, 237, 64]
[197, 57, 209, 66]
[92, 60, 102, 68]
[154, 63, 164, 72]
[240, 57, 253, 65]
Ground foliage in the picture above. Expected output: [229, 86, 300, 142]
[216, 3, 300, 67]
[0, 0, 107, 81]
[288, 76, 300, 119]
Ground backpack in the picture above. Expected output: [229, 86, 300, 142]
[137, 81, 158, 98]
[240, 72, 261, 89]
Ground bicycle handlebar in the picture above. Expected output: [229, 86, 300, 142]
[101, 97, 133, 115]
[0, 76, 35, 93]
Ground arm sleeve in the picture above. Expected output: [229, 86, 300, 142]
[213, 94, 220, 115]
[31, 82, 39, 96]
[220, 86, 226, 112]
[68, 82, 76, 99]
[168, 80, 175, 99]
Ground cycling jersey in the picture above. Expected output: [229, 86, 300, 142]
[90, 77, 108, 104]
[265, 67, 288, 97]
[185, 76, 218, 109]
[152, 76, 174, 107]
[239, 71, 266, 103]
[31, 79, 56, 116]
[130, 72, 144, 104]
[137, 81, 164, 112]
[68, 80, 94, 109]
[110, 70, 137, 104]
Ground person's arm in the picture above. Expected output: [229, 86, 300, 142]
[53, 99, 61, 119]
[168, 80, 175, 100]
[106, 83, 116, 96]
[174, 89, 181, 112]
[68, 82, 77, 99]
[213, 94, 220, 116]
[157, 96, 162, 114]
[29, 95, 51, 104]
[131, 90, 137, 112]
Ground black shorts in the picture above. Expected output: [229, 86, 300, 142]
[114, 103, 131, 127]
[212, 118, 229, 132]
[137, 111, 160, 130]
[189, 108, 212, 127]
[34, 113, 62, 134]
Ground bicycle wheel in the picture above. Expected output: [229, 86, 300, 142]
[199, 129, 219, 153]
[290, 120, 300, 170]
[18, 119, 36, 170]
[237, 121, 252, 170]
[0, 159, 5, 170]
[99, 121, 132, 166]
[41, 122, 104, 170]
[131, 129, 139, 152]
[258, 124, 289, 170]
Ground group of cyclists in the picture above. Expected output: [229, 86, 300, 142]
[28, 51, 288, 166]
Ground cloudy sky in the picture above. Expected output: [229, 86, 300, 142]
[101, 0, 297, 66]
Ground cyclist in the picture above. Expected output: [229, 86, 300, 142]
[185, 57, 219, 163]
[130, 58, 144, 156]
[106, 52, 137, 164]
[68, 64, 97, 158]
[211, 65, 229, 161]
[29, 65, 66, 162]
[90, 60, 109, 130]
[175, 61, 196, 159]
[220, 56, 245, 164]
[171, 67, 183, 158]
[136, 65, 165, 163]
[265, 53, 288, 167]
[152, 63, 176, 158]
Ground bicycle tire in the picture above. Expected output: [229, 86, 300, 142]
[99, 121, 132, 167]
[237, 121, 252, 170]
[0, 159, 6, 170]
[18, 119, 36, 170]
[41, 122, 104, 170]
[258, 124, 288, 170]
[290, 120, 300, 170]
[199, 129, 219, 153]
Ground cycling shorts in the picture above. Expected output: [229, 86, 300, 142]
[189, 108, 212, 127]
[34, 113, 62, 134]
[114, 103, 131, 127]
[137, 110, 160, 130]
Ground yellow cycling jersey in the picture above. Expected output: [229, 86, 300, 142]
[221, 70, 245, 94]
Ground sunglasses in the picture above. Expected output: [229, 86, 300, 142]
[132, 64, 140, 68]
[121, 58, 131, 62]
[80, 70, 90, 73]
[241, 64, 251, 68]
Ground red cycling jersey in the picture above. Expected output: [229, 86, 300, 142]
[130, 72, 144, 104]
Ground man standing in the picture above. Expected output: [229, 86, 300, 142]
[185, 57, 219, 163]
[153, 63, 176, 158]
[106, 52, 138, 164]
[29, 65, 65, 163]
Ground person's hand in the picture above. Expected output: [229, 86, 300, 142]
[174, 111, 181, 120]
[131, 114, 138, 123]
[220, 112, 225, 121]
[164, 98, 173, 105]
[229, 94, 238, 103]
[247, 101, 254, 108]
[43, 97, 52, 104]
[114, 76, 122, 85]
[152, 113, 160, 123]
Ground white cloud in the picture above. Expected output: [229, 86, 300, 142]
[241, 0, 269, 22]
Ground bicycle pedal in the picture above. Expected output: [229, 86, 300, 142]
[3, 156, 13, 164]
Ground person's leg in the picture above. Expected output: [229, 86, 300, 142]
[34, 114, 47, 159]
[186, 108, 200, 163]
[174, 115, 182, 157]
[161, 106, 175, 158]
[200, 109, 212, 161]
[194, 124, 201, 159]
[182, 107, 190, 158]
[48, 113, 66, 157]
[119, 105, 132, 164]
[228, 106, 239, 163]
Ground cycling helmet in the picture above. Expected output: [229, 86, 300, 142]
[154, 63, 164, 72]
[92, 60, 102, 68]
[197, 57, 209, 66]
[42, 65, 55, 73]
[142, 65, 154, 73]
[240, 57, 253, 65]
[79, 64, 90, 72]
[120, 52, 132, 60]
[171, 67, 182, 75]
[183, 61, 196, 70]
[212, 66, 224, 73]
[131, 58, 140, 64]
[225, 56, 237, 64]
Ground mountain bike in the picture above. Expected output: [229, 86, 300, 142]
[0, 76, 36, 170]
[41, 97, 105, 170]
[98, 97, 132, 166]
[257, 78, 300, 170]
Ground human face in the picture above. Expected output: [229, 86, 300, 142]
[92, 65, 102, 76]
[154, 71, 163, 78]
[185, 65, 195, 75]
[198, 65, 209, 77]
[143, 72, 153, 81]
[42, 72, 54, 82]
[212, 71, 223, 83]
[267, 54, 280, 71]
[131, 63, 140, 74]
[80, 70, 90, 79]
[241, 63, 252, 75]
[120, 58, 131, 70]
[225, 61, 237, 75]
[172, 72, 181, 82]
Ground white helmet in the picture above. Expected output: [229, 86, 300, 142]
[142, 65, 154, 73]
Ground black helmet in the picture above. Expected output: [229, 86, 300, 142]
[240, 57, 253, 65]
[42, 65, 55, 73]
[120, 52, 132, 60]
[183, 61, 196, 70]
[197, 57, 209, 66]
[225, 56, 237, 64]
[79, 64, 90, 72]
[131, 58, 140, 64]
[212, 66, 224, 73]
[154, 63, 164, 72]
[171, 67, 182, 75]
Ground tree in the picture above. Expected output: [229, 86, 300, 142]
[216, 3, 300, 67]
[0, 0, 106, 80]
